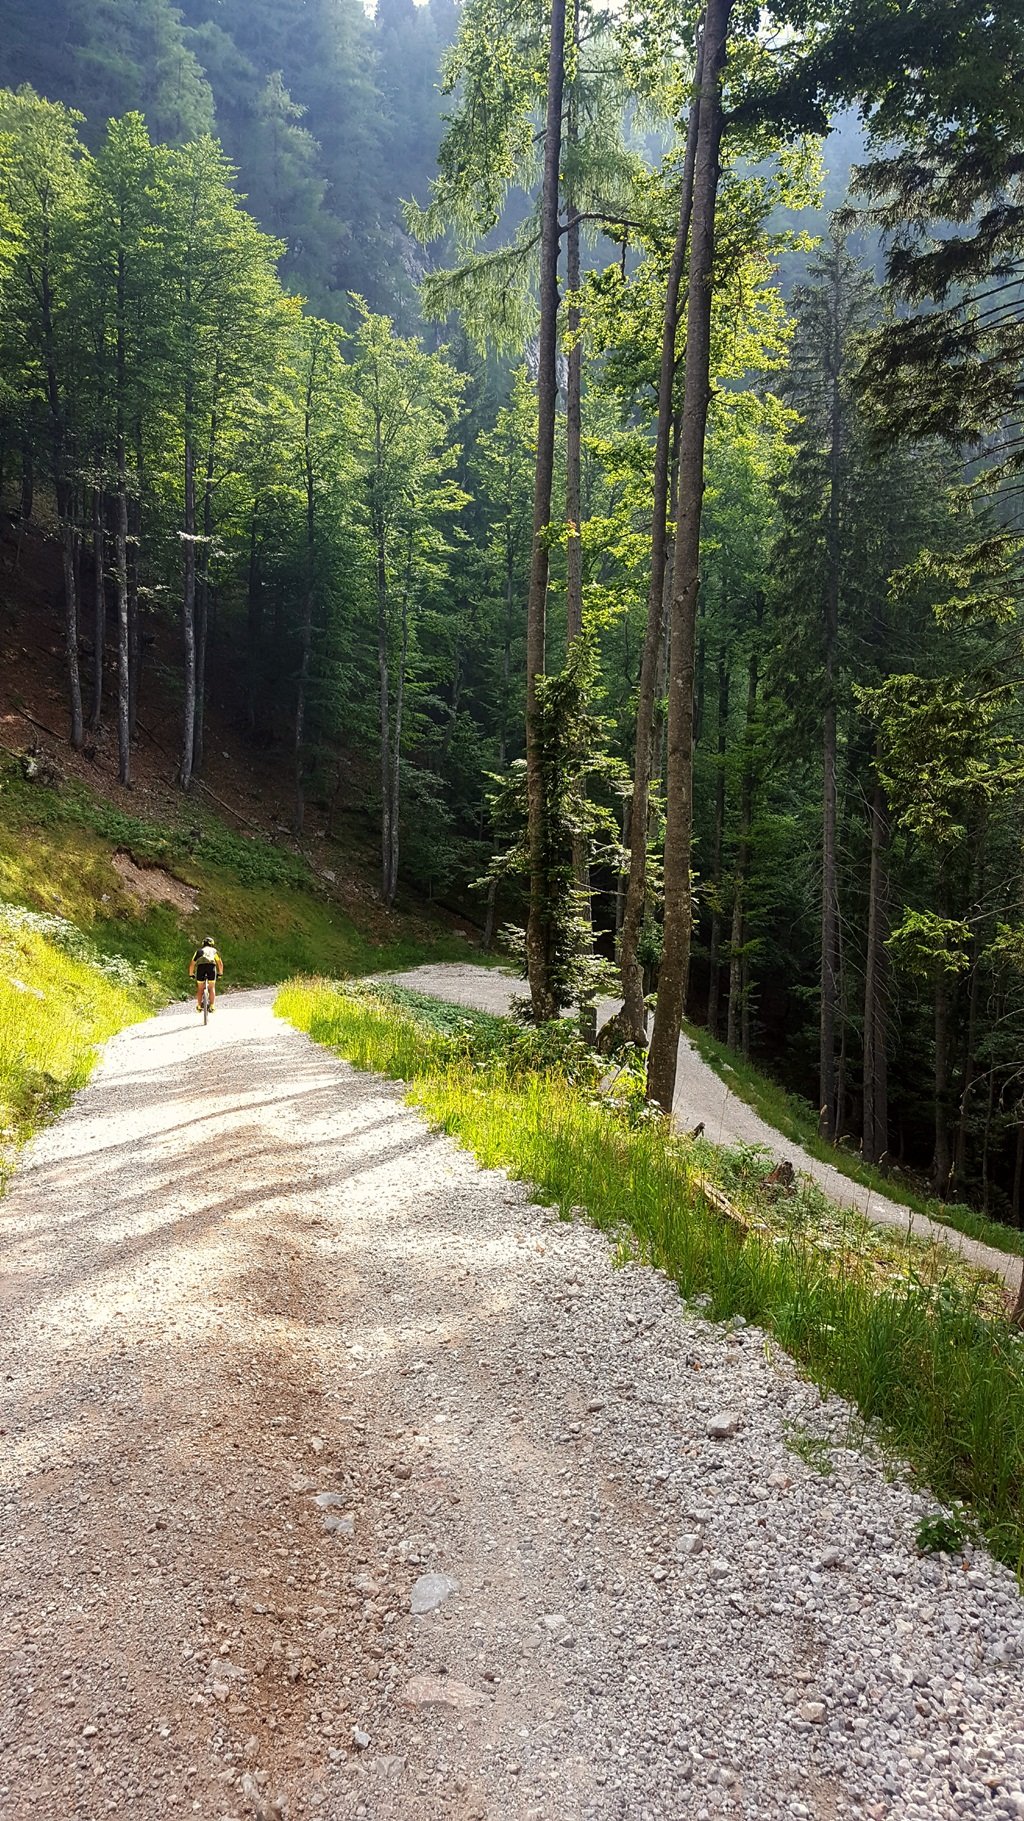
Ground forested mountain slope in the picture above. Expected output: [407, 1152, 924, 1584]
[0, 0, 1022, 1237]
[0, 0, 457, 316]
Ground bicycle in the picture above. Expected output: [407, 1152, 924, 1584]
[200, 977, 213, 1026]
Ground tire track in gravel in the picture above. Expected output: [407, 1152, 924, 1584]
[1, 989, 1023, 1821]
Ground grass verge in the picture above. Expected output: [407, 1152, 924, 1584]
[684, 1019, 1024, 1260]
[278, 976, 1024, 1578]
[0, 903, 151, 1187]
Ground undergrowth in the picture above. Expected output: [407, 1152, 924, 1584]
[0, 758, 477, 992]
[0, 903, 149, 1185]
[278, 976, 1024, 1578]
[684, 1019, 1024, 1260]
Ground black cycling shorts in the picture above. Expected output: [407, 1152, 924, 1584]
[195, 964, 217, 981]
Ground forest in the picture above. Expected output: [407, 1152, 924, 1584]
[0, 0, 1022, 1226]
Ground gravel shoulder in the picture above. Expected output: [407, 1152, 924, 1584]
[384, 963, 1023, 1295]
[2, 988, 1024, 1821]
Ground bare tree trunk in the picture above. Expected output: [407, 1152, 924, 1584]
[246, 507, 261, 735]
[376, 505, 391, 902]
[565, 2, 583, 649]
[385, 582, 410, 908]
[115, 461, 131, 786]
[90, 485, 105, 732]
[706, 652, 729, 1037]
[193, 417, 217, 780]
[1011, 1120, 1024, 1227]
[127, 493, 141, 737]
[933, 964, 952, 1197]
[953, 821, 986, 1191]
[524, 0, 567, 1023]
[726, 639, 757, 1050]
[60, 498, 84, 751]
[179, 433, 197, 790]
[646, 0, 731, 1108]
[40, 208, 83, 751]
[485, 568, 515, 950]
[819, 283, 843, 1139]
[617, 24, 705, 1046]
[726, 890, 742, 1051]
[19, 433, 33, 520]
[564, 12, 592, 933]
[861, 773, 890, 1163]
[980, 1060, 996, 1211]
[128, 426, 143, 739]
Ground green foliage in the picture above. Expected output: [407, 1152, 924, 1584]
[485, 633, 624, 1015]
[887, 911, 972, 981]
[0, 0, 215, 147]
[0, 901, 149, 1187]
[0, 759, 477, 995]
[915, 1505, 972, 1559]
[283, 976, 1024, 1576]
[681, 1018, 1024, 1259]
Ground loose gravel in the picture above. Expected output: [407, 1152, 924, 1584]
[385, 963, 1023, 1294]
[1, 987, 1023, 1820]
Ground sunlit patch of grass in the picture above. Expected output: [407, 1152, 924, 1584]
[0, 905, 150, 1186]
[0, 756, 481, 994]
[280, 976, 1024, 1578]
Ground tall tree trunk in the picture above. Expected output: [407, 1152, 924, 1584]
[524, 0, 567, 1023]
[933, 963, 952, 1197]
[861, 774, 890, 1164]
[726, 638, 757, 1051]
[180, 432, 197, 790]
[376, 506, 391, 902]
[953, 820, 986, 1191]
[485, 564, 516, 950]
[646, 0, 731, 1108]
[980, 1060, 996, 1212]
[40, 207, 83, 751]
[819, 285, 843, 1139]
[19, 432, 33, 520]
[246, 507, 262, 736]
[113, 231, 131, 782]
[706, 651, 729, 1038]
[295, 380, 317, 835]
[128, 427, 143, 739]
[115, 458, 131, 786]
[565, 1, 583, 648]
[1011, 1120, 1024, 1228]
[564, 11, 592, 932]
[193, 417, 217, 780]
[617, 25, 705, 1046]
[90, 485, 105, 733]
[385, 576, 411, 908]
[60, 497, 84, 751]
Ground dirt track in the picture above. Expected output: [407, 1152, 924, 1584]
[386, 963, 1023, 1296]
[2, 988, 1023, 1821]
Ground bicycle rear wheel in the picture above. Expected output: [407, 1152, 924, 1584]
[203, 983, 209, 1026]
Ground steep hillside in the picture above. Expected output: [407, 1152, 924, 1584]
[0, 523, 484, 1176]
[0, 514, 480, 976]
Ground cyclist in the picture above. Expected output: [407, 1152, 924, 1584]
[189, 935, 224, 1013]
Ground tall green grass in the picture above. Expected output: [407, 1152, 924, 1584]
[0, 904, 149, 1185]
[279, 977, 1024, 1576]
[685, 1018, 1024, 1259]
[0, 757, 480, 993]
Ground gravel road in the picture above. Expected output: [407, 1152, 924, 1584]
[2, 987, 1024, 1821]
[385, 964, 1023, 1295]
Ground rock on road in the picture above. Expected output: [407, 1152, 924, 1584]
[1, 987, 1023, 1821]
